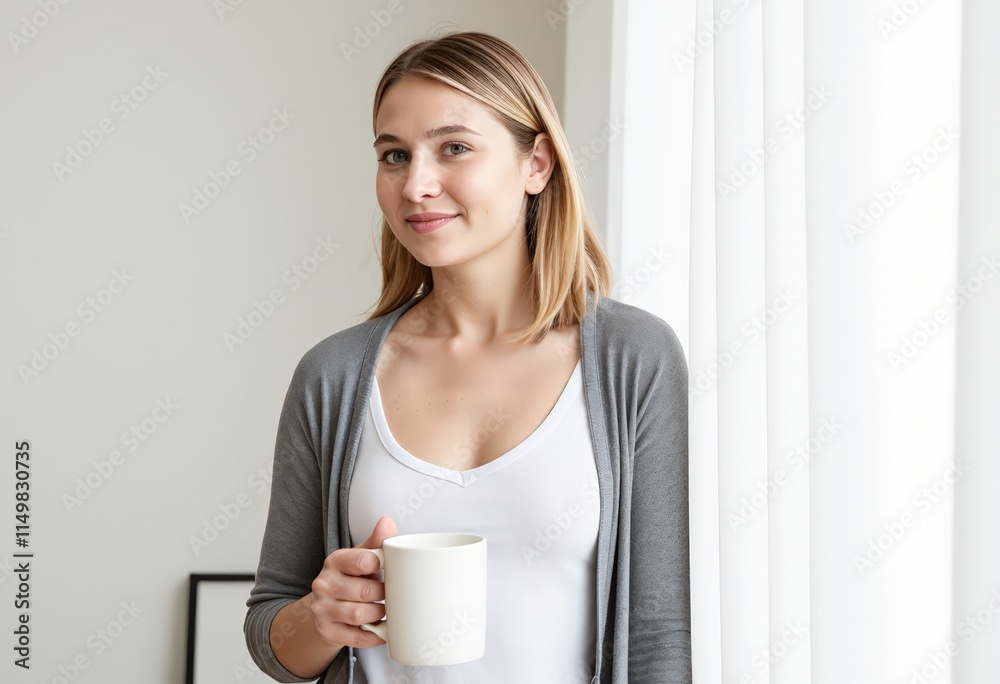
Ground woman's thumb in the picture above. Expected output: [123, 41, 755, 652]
[359, 515, 398, 549]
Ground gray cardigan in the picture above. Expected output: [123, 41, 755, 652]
[245, 291, 691, 683]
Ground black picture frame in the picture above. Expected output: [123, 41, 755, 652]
[185, 573, 257, 684]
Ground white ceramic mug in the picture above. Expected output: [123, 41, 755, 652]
[360, 532, 487, 666]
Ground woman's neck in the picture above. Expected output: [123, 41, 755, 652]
[425, 257, 534, 346]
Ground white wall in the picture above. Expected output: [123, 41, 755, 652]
[0, 2, 569, 681]
[561, 0, 614, 252]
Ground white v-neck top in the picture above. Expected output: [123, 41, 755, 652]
[348, 359, 599, 683]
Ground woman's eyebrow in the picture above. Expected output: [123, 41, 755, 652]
[373, 124, 481, 147]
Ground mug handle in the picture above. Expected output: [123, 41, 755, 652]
[359, 548, 388, 641]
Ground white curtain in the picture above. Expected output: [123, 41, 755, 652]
[609, 0, 1000, 681]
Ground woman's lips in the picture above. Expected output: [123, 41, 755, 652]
[404, 214, 457, 234]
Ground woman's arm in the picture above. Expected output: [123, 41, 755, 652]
[244, 369, 330, 681]
[266, 517, 399, 678]
[268, 596, 345, 679]
[628, 318, 692, 682]
[245, 337, 394, 681]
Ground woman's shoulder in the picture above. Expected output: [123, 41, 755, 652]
[590, 293, 685, 363]
[287, 300, 414, 390]
[588, 294, 688, 402]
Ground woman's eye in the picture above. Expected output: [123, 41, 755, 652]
[444, 142, 469, 156]
[380, 150, 408, 165]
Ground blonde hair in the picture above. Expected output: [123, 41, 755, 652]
[367, 31, 612, 343]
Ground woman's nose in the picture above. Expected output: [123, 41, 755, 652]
[401, 156, 441, 202]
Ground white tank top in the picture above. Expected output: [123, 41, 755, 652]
[349, 359, 599, 683]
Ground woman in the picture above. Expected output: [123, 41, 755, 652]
[246, 31, 690, 683]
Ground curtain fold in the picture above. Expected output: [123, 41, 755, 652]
[952, 1, 1000, 682]
[609, 0, 998, 681]
[760, 3, 811, 684]
[710, 0, 774, 679]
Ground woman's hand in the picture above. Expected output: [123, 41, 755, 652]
[306, 515, 398, 649]
[268, 516, 398, 678]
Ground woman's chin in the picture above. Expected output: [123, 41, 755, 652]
[405, 248, 468, 270]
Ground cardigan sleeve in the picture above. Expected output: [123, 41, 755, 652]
[627, 316, 692, 682]
[244, 361, 331, 683]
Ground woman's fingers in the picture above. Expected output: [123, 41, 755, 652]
[327, 547, 382, 578]
[311, 611, 388, 649]
[308, 576, 387, 647]
[312, 594, 386, 627]
[306, 517, 398, 649]
[313, 568, 385, 604]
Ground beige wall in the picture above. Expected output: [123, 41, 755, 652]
[0, 2, 580, 680]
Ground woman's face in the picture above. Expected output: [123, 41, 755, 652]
[374, 75, 543, 269]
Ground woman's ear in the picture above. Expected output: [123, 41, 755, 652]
[525, 133, 556, 195]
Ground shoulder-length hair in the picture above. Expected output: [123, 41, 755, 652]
[367, 31, 612, 343]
